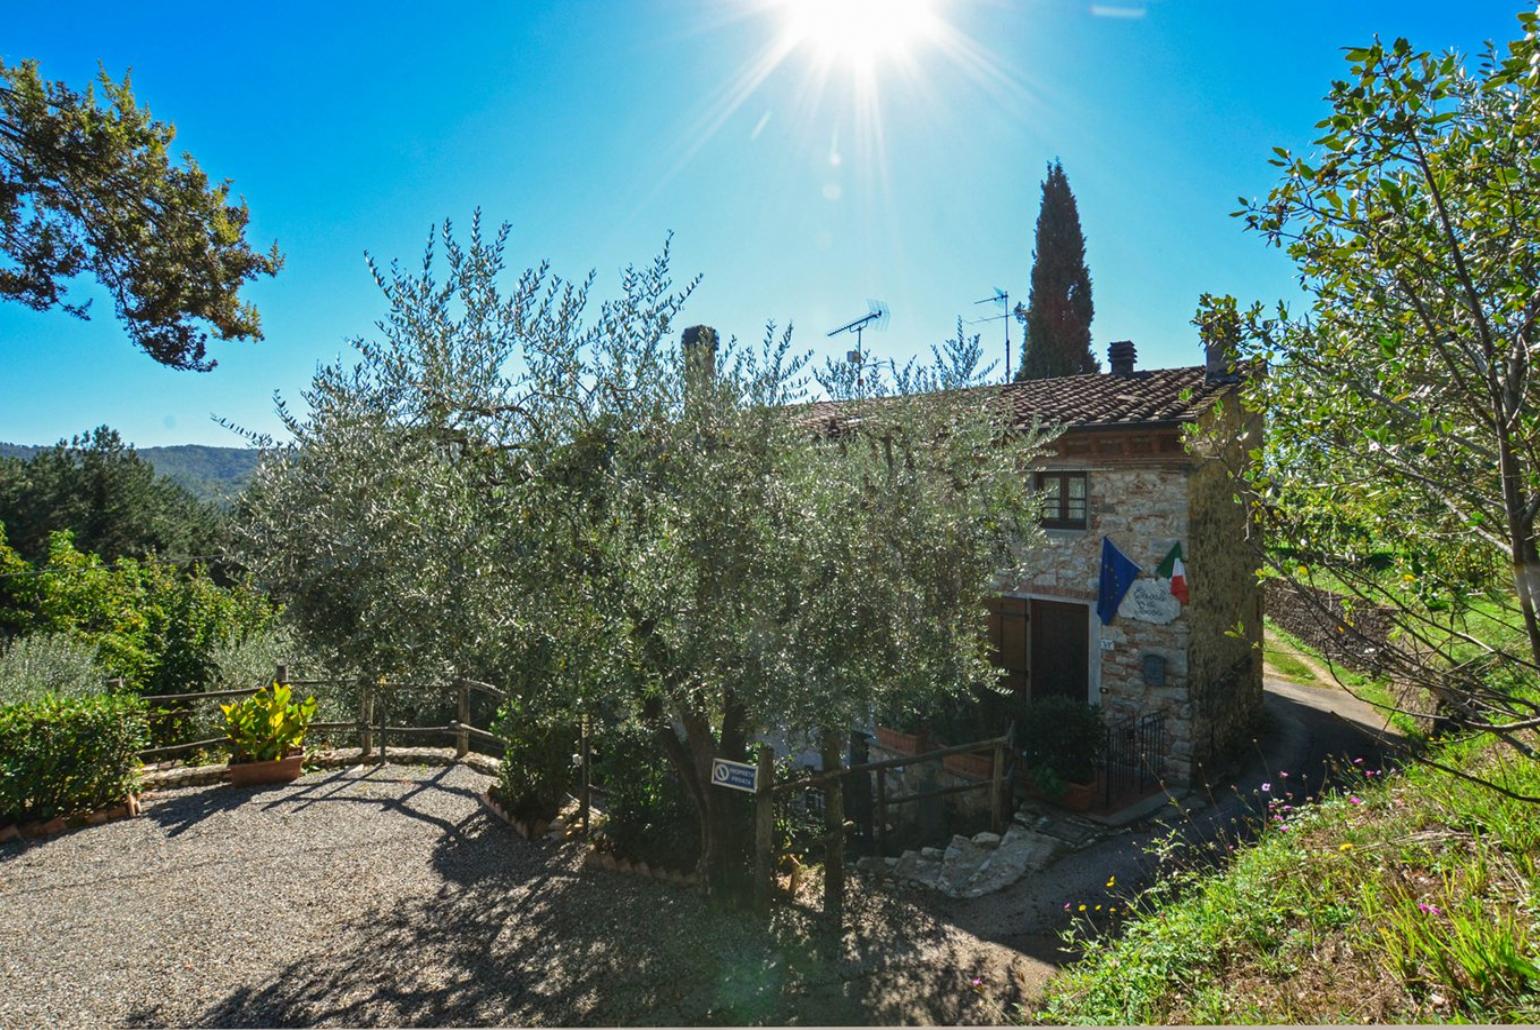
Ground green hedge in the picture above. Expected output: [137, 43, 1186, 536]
[0, 693, 148, 824]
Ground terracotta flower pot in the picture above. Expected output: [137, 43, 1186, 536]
[227, 751, 304, 787]
[942, 750, 995, 779]
[876, 725, 930, 755]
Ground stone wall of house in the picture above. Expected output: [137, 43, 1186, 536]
[1183, 401, 1265, 778]
[1009, 457, 1200, 782]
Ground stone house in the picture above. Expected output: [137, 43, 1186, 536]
[978, 339, 1264, 786]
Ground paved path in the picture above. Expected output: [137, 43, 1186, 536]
[938, 674, 1408, 1000]
[0, 762, 1031, 1027]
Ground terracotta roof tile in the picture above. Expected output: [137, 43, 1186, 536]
[806, 365, 1232, 431]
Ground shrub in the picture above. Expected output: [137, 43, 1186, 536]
[0, 692, 148, 823]
[0, 633, 108, 704]
[492, 697, 575, 824]
[597, 725, 700, 871]
[221, 682, 316, 762]
[1015, 695, 1105, 785]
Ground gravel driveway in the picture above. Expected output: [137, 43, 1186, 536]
[0, 762, 1036, 1027]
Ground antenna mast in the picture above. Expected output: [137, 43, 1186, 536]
[972, 288, 1011, 382]
[826, 300, 890, 392]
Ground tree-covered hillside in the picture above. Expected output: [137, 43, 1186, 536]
[0, 441, 257, 504]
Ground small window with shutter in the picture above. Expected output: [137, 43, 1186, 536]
[1036, 471, 1088, 529]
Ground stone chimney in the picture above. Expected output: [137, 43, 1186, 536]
[681, 324, 718, 388]
[1108, 340, 1136, 376]
[1204, 334, 1233, 382]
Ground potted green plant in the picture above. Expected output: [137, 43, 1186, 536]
[1015, 696, 1105, 811]
[221, 682, 317, 787]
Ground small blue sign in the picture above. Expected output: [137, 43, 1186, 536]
[711, 758, 758, 793]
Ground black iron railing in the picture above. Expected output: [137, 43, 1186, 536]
[1102, 711, 1166, 807]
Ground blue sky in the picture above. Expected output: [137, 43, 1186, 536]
[0, 0, 1521, 447]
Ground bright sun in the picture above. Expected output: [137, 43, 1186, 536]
[778, 0, 942, 70]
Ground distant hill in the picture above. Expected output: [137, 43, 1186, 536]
[0, 441, 260, 504]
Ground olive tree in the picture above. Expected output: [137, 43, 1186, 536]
[237, 215, 1049, 886]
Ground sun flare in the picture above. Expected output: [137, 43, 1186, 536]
[778, 0, 943, 70]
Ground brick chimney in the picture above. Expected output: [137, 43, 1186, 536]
[1108, 340, 1136, 376]
[681, 324, 718, 388]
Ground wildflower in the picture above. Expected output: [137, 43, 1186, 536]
[1261, 781, 1272, 792]
[1106, 875, 1116, 888]
[1338, 842, 1354, 852]
[971, 977, 983, 988]
[1078, 904, 1087, 912]
[1109, 906, 1117, 914]
[1063, 902, 1071, 911]
[1353, 757, 1364, 765]
[1283, 804, 1294, 813]
[1417, 902, 1443, 916]
[1095, 904, 1103, 911]
[1349, 796, 1363, 806]
[1281, 771, 1290, 779]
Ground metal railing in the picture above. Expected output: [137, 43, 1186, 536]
[1101, 710, 1166, 808]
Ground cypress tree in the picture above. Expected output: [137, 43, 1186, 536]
[1015, 161, 1097, 380]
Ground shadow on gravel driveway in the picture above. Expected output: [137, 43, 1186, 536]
[1, 762, 1037, 1028]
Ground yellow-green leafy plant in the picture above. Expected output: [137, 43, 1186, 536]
[221, 682, 315, 763]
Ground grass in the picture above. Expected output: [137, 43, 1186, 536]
[1263, 618, 1427, 739]
[1260, 641, 1316, 684]
[1036, 733, 1540, 1024]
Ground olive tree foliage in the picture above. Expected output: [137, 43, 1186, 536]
[235, 215, 1050, 885]
[1227, 14, 1540, 773]
[815, 317, 999, 401]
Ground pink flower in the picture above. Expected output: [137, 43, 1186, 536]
[1261, 781, 1272, 792]
[1417, 902, 1442, 916]
[1353, 757, 1364, 765]
[1063, 902, 1071, 911]
[1350, 796, 1363, 806]
[1281, 771, 1290, 778]
[971, 977, 983, 988]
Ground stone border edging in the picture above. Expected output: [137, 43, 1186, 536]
[581, 844, 701, 888]
[141, 746, 503, 791]
[0, 794, 141, 842]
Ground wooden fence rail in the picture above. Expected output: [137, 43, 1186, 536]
[133, 665, 506, 765]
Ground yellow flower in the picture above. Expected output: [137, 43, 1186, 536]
[1095, 904, 1103, 911]
[1078, 904, 1087, 912]
[1402, 573, 1416, 583]
[1106, 875, 1116, 888]
[1338, 842, 1354, 852]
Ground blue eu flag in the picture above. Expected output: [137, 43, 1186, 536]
[1097, 536, 1141, 625]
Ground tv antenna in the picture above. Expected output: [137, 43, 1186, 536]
[827, 300, 890, 389]
[968, 288, 1011, 382]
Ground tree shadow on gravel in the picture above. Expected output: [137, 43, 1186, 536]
[138, 808, 1027, 1027]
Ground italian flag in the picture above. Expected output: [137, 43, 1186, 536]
[1156, 543, 1189, 605]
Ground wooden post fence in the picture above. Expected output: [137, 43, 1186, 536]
[455, 678, 470, 758]
[990, 739, 1006, 833]
[754, 743, 775, 911]
[875, 766, 888, 857]
[275, 663, 288, 685]
[358, 680, 375, 758]
[579, 714, 592, 836]
[820, 732, 844, 928]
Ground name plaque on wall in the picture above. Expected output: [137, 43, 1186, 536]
[1118, 578, 1181, 625]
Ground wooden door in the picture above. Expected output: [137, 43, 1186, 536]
[1029, 599, 1089, 704]
[985, 596, 1029, 695]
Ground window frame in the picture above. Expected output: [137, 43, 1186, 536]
[1035, 470, 1089, 530]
